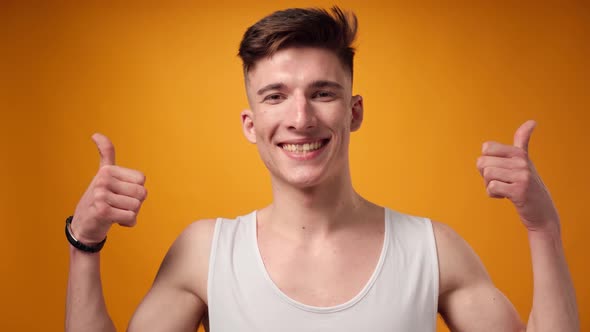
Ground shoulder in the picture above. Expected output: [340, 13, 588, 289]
[155, 218, 218, 303]
[431, 221, 482, 263]
[179, 218, 218, 249]
[431, 221, 491, 295]
[169, 218, 218, 265]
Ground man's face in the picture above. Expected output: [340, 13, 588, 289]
[241, 47, 363, 189]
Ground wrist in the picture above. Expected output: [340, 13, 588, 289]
[525, 218, 561, 236]
[68, 241, 100, 257]
[527, 222, 563, 249]
[69, 216, 104, 245]
[65, 216, 107, 253]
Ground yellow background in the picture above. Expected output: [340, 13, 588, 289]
[1, 1, 588, 331]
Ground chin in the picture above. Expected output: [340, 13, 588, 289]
[276, 169, 327, 189]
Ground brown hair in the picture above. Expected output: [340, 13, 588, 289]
[238, 6, 358, 78]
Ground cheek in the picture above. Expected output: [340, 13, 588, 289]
[254, 110, 283, 139]
[323, 105, 351, 130]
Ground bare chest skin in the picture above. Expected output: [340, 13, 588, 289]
[256, 212, 385, 307]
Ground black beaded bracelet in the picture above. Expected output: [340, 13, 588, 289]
[65, 216, 106, 253]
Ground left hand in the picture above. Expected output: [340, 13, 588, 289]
[477, 120, 560, 233]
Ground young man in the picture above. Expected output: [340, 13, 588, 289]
[65, 7, 579, 332]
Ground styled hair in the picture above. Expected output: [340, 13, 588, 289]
[238, 6, 358, 78]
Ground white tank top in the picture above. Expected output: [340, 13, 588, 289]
[205, 208, 439, 331]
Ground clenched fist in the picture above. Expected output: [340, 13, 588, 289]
[477, 120, 560, 233]
[70, 134, 147, 245]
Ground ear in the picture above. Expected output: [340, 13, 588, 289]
[241, 109, 257, 143]
[350, 95, 364, 132]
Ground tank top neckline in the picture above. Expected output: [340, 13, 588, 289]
[248, 208, 391, 314]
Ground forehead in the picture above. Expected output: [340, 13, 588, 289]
[246, 47, 351, 92]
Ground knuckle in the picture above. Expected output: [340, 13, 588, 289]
[128, 211, 138, 221]
[513, 149, 526, 159]
[94, 176, 108, 188]
[94, 188, 108, 202]
[137, 172, 146, 185]
[487, 181, 505, 198]
[476, 156, 485, 169]
[137, 186, 147, 200]
[99, 165, 113, 177]
[481, 142, 489, 154]
[117, 211, 134, 225]
[132, 198, 142, 212]
[489, 180, 503, 193]
[488, 180, 497, 190]
[126, 218, 138, 227]
[515, 158, 528, 169]
[486, 186, 495, 197]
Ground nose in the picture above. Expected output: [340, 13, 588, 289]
[286, 93, 316, 131]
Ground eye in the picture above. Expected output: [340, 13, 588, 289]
[312, 91, 336, 101]
[262, 94, 286, 104]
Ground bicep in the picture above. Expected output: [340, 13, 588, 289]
[433, 221, 525, 332]
[128, 281, 205, 332]
[128, 219, 216, 332]
[439, 281, 525, 332]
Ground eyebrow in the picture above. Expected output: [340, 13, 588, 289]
[309, 80, 344, 90]
[256, 80, 344, 96]
[257, 83, 285, 96]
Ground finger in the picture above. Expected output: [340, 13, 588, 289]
[94, 201, 137, 224]
[104, 192, 143, 212]
[118, 218, 138, 227]
[102, 165, 146, 185]
[486, 180, 514, 199]
[476, 156, 528, 175]
[107, 180, 147, 201]
[513, 120, 536, 153]
[92, 133, 116, 168]
[112, 209, 138, 227]
[482, 167, 523, 187]
[482, 141, 526, 158]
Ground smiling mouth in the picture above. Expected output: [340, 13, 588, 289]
[278, 139, 330, 153]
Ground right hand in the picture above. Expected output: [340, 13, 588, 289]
[70, 133, 147, 245]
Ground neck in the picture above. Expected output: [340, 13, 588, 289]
[259, 170, 370, 238]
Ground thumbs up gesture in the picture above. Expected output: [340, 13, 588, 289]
[477, 120, 560, 232]
[70, 134, 148, 245]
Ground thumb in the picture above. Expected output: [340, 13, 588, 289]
[91, 133, 116, 167]
[513, 120, 536, 153]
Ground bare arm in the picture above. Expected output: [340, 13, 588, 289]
[435, 222, 578, 332]
[128, 219, 215, 331]
[526, 227, 578, 331]
[435, 222, 525, 332]
[66, 249, 116, 332]
[66, 134, 147, 331]
[478, 120, 579, 331]
[438, 120, 579, 331]
[66, 219, 214, 332]
[65, 134, 216, 331]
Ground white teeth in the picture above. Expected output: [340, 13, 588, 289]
[281, 140, 325, 153]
